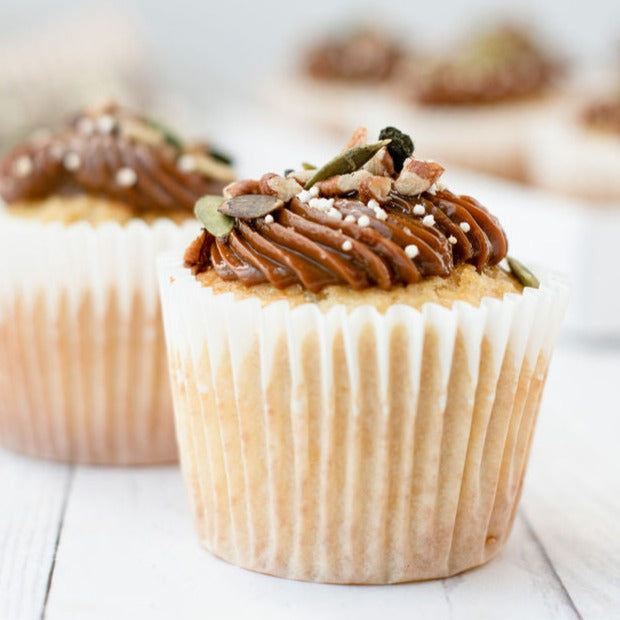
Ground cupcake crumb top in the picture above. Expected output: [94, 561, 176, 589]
[185, 126, 518, 296]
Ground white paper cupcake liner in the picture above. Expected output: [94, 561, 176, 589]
[0, 214, 199, 464]
[158, 256, 568, 583]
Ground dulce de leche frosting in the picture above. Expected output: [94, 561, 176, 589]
[0, 103, 234, 215]
[185, 127, 508, 294]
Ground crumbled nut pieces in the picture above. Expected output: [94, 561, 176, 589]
[317, 169, 372, 196]
[286, 169, 314, 185]
[359, 175, 393, 204]
[363, 147, 395, 177]
[265, 175, 303, 202]
[344, 126, 368, 149]
[394, 157, 446, 196]
[223, 179, 261, 199]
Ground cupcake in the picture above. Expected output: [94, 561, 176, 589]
[527, 83, 620, 203]
[0, 103, 235, 464]
[384, 24, 562, 181]
[158, 126, 568, 583]
[264, 25, 404, 133]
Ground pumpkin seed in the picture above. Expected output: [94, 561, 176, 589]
[507, 256, 539, 288]
[219, 194, 283, 219]
[194, 195, 233, 237]
[145, 117, 183, 150]
[304, 139, 391, 189]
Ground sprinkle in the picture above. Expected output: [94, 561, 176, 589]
[460, 222, 471, 233]
[405, 244, 419, 258]
[77, 117, 95, 135]
[327, 207, 342, 220]
[12, 155, 33, 178]
[63, 152, 81, 171]
[368, 199, 388, 221]
[309, 185, 320, 197]
[264, 214, 274, 224]
[448, 235, 457, 245]
[357, 215, 370, 227]
[309, 197, 334, 212]
[115, 167, 138, 187]
[422, 214, 435, 227]
[344, 214, 356, 223]
[96, 114, 117, 134]
[177, 154, 197, 173]
[296, 189, 312, 203]
[413, 203, 425, 216]
[341, 240, 353, 251]
[403, 227, 412, 235]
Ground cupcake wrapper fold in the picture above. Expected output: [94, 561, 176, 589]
[0, 215, 199, 464]
[158, 256, 568, 583]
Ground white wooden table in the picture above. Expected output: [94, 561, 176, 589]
[1, 339, 618, 620]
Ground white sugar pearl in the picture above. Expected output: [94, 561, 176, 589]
[115, 167, 138, 187]
[405, 244, 419, 258]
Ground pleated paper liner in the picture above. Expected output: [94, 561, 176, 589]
[0, 215, 199, 464]
[158, 256, 568, 583]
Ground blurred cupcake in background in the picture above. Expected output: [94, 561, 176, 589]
[0, 103, 234, 464]
[265, 24, 404, 133]
[0, 11, 156, 151]
[527, 74, 620, 203]
[385, 24, 563, 181]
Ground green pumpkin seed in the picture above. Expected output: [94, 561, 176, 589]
[301, 162, 316, 170]
[219, 194, 283, 219]
[194, 195, 233, 237]
[304, 139, 391, 189]
[145, 117, 183, 150]
[507, 257, 539, 289]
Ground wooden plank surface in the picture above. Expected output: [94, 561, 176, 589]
[0, 452, 72, 620]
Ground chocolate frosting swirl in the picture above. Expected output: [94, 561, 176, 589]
[0, 104, 234, 213]
[305, 28, 403, 82]
[401, 26, 559, 105]
[187, 188, 507, 294]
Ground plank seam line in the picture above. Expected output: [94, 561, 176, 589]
[40, 466, 75, 620]
[521, 510, 583, 620]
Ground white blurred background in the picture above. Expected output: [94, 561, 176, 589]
[1, 0, 618, 105]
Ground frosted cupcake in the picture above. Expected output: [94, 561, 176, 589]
[528, 85, 620, 203]
[158, 126, 568, 583]
[265, 25, 404, 133]
[0, 103, 234, 464]
[389, 25, 562, 180]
